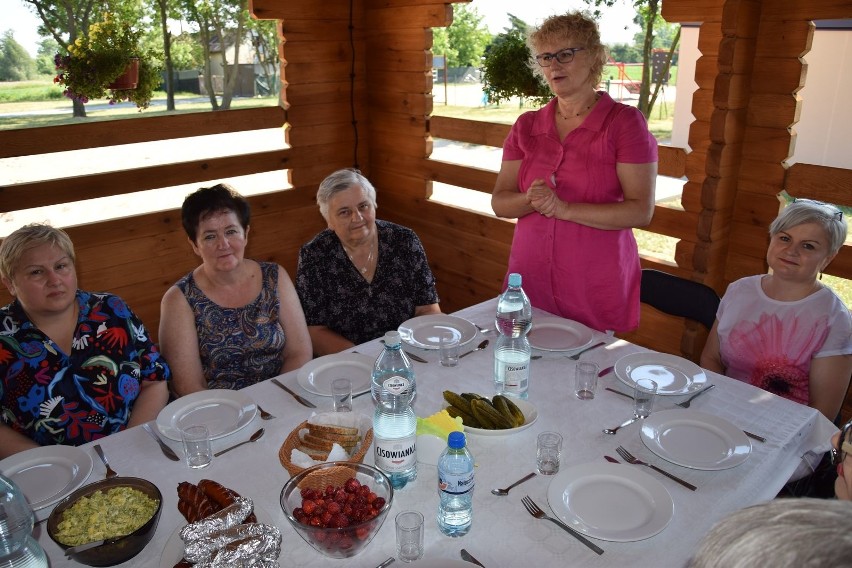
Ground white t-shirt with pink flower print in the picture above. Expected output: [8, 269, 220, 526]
[716, 275, 852, 406]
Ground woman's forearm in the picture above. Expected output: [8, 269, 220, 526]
[127, 381, 168, 427]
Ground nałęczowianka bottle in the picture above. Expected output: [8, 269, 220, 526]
[494, 272, 532, 399]
[372, 330, 417, 489]
[437, 431, 474, 537]
[0, 473, 48, 568]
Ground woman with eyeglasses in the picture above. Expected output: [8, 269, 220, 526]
[296, 169, 440, 356]
[832, 420, 852, 500]
[491, 11, 657, 333]
[701, 199, 851, 422]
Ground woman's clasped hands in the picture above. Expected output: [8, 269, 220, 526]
[527, 179, 562, 218]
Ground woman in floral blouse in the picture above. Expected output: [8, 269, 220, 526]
[0, 224, 170, 458]
[296, 169, 441, 356]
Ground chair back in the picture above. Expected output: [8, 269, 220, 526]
[639, 269, 720, 329]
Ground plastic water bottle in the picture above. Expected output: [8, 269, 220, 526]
[372, 331, 417, 489]
[437, 431, 474, 537]
[494, 273, 532, 398]
[0, 473, 48, 568]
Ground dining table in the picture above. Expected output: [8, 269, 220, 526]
[20, 298, 838, 567]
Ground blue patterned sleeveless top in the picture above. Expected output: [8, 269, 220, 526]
[177, 262, 285, 390]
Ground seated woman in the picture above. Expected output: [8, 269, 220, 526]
[700, 199, 852, 422]
[0, 224, 170, 459]
[159, 184, 312, 396]
[687, 498, 852, 567]
[831, 417, 852, 500]
[296, 169, 440, 355]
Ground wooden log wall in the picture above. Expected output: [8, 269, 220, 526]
[0, 0, 849, 413]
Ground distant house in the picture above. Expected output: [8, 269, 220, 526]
[202, 32, 266, 97]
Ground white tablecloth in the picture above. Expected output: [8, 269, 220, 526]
[27, 299, 837, 567]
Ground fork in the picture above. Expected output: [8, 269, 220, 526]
[520, 496, 604, 555]
[568, 341, 606, 361]
[615, 446, 697, 491]
[257, 405, 275, 420]
[93, 444, 118, 479]
[676, 384, 716, 408]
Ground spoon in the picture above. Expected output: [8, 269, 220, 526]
[603, 417, 637, 435]
[490, 472, 536, 496]
[214, 428, 265, 457]
[459, 339, 489, 358]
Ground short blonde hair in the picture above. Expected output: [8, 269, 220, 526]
[0, 223, 76, 281]
[528, 12, 608, 88]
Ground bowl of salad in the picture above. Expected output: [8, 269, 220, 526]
[46, 476, 162, 566]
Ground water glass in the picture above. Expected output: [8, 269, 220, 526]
[331, 378, 353, 412]
[537, 431, 562, 475]
[574, 361, 599, 400]
[395, 510, 424, 562]
[181, 424, 212, 469]
[439, 334, 460, 367]
[633, 378, 658, 418]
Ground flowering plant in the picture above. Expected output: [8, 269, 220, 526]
[54, 12, 162, 109]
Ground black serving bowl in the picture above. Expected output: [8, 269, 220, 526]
[47, 476, 162, 567]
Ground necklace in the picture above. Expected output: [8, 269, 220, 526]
[557, 94, 600, 120]
[344, 240, 374, 274]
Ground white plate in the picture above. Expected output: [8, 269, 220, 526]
[614, 352, 708, 395]
[296, 352, 373, 396]
[528, 317, 594, 352]
[0, 445, 93, 511]
[159, 502, 275, 567]
[448, 398, 538, 437]
[156, 389, 257, 441]
[547, 462, 673, 542]
[641, 409, 751, 470]
[398, 315, 477, 349]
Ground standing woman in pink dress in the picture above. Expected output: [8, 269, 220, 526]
[491, 12, 658, 333]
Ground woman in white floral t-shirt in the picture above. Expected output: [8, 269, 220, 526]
[701, 199, 851, 422]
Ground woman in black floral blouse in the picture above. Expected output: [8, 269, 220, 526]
[296, 169, 441, 355]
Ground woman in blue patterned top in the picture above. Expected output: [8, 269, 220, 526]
[159, 184, 312, 396]
[296, 169, 441, 355]
[0, 224, 170, 458]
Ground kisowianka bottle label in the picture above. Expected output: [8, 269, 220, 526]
[374, 434, 417, 473]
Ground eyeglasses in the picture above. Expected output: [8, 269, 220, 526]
[830, 419, 852, 465]
[534, 47, 586, 67]
[793, 198, 844, 221]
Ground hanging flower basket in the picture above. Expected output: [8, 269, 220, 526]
[108, 58, 139, 90]
[54, 12, 162, 109]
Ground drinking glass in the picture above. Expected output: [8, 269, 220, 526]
[536, 431, 562, 475]
[633, 378, 658, 418]
[395, 510, 424, 562]
[181, 424, 212, 469]
[332, 378, 353, 412]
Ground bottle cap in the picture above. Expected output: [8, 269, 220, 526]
[508, 273, 522, 287]
[384, 331, 401, 346]
[447, 431, 465, 449]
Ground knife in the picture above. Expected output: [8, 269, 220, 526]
[743, 430, 767, 443]
[605, 387, 634, 400]
[460, 549, 485, 567]
[604, 455, 620, 463]
[141, 423, 180, 461]
[598, 365, 614, 377]
[271, 378, 317, 408]
[403, 350, 428, 363]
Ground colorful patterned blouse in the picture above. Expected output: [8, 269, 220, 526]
[296, 220, 439, 345]
[177, 261, 285, 390]
[0, 291, 170, 447]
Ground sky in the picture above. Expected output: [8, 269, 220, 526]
[1, 0, 640, 57]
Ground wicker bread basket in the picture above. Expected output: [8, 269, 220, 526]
[279, 418, 374, 490]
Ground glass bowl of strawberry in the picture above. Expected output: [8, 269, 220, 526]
[279, 462, 394, 558]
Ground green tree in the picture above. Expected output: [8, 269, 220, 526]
[434, 4, 491, 69]
[0, 30, 36, 81]
[585, 0, 680, 118]
[35, 36, 59, 75]
[481, 21, 551, 107]
[179, 0, 249, 110]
